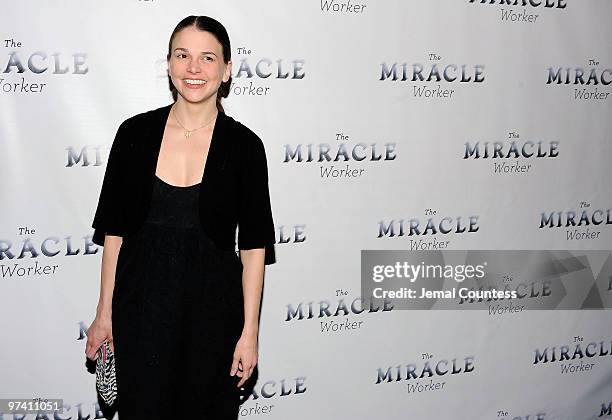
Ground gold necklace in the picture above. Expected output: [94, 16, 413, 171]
[172, 104, 218, 138]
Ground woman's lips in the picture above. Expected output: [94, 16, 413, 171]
[183, 79, 207, 89]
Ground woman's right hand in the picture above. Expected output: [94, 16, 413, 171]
[85, 315, 113, 361]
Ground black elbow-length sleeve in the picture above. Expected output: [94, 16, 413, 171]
[91, 119, 130, 246]
[237, 130, 276, 265]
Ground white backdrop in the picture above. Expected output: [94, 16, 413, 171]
[1, 1, 611, 419]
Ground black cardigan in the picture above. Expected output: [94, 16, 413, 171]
[91, 103, 276, 265]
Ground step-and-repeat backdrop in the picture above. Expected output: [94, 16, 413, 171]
[1, 1, 611, 419]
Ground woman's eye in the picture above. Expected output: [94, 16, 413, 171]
[176, 54, 187, 59]
[202, 56, 213, 61]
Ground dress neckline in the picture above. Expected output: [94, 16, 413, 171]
[154, 174, 201, 189]
[152, 104, 222, 189]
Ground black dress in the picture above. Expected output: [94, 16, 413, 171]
[111, 174, 245, 419]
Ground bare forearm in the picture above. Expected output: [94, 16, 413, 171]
[96, 235, 122, 320]
[239, 248, 265, 336]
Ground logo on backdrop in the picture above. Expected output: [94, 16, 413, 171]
[539, 202, 611, 241]
[239, 375, 307, 417]
[463, 130, 559, 175]
[377, 209, 480, 250]
[1, 38, 88, 94]
[0, 228, 98, 280]
[601, 401, 612, 417]
[547, 59, 611, 101]
[375, 351, 476, 396]
[231, 47, 305, 97]
[458, 276, 554, 314]
[283, 131, 397, 179]
[467, 0, 567, 23]
[285, 291, 393, 334]
[380, 54, 485, 99]
[67, 143, 110, 168]
[533, 335, 611, 375]
[494, 410, 546, 420]
[319, 0, 367, 14]
[276, 224, 307, 245]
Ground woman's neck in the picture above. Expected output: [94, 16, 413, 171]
[173, 96, 218, 128]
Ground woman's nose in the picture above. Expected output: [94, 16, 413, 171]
[187, 58, 201, 73]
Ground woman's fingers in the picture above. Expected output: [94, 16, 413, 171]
[230, 354, 240, 375]
[85, 342, 98, 360]
[232, 346, 258, 387]
[85, 319, 112, 360]
[236, 358, 258, 387]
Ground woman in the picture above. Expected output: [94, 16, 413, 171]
[85, 15, 275, 419]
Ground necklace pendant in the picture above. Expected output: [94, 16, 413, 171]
[184, 130, 191, 138]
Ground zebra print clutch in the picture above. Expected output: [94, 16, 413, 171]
[95, 341, 117, 405]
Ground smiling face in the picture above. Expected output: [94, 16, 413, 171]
[167, 25, 232, 104]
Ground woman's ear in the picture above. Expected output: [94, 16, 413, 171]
[223, 60, 232, 83]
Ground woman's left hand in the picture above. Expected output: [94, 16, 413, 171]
[231, 332, 258, 387]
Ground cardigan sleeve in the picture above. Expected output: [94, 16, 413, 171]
[237, 129, 276, 265]
[91, 119, 130, 246]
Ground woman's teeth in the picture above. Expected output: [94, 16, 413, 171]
[185, 79, 206, 85]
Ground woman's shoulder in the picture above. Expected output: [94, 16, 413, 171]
[118, 104, 172, 130]
[223, 113, 265, 153]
